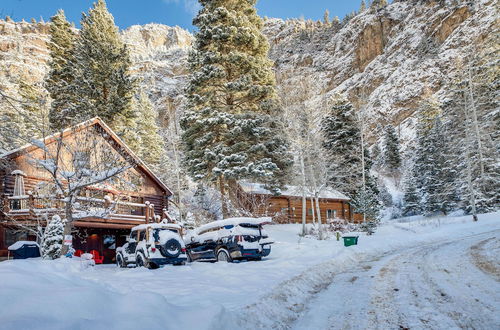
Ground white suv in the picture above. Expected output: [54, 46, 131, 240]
[116, 223, 187, 269]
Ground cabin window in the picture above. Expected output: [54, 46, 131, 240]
[281, 208, 288, 214]
[327, 209, 337, 219]
[308, 208, 314, 215]
[138, 230, 146, 241]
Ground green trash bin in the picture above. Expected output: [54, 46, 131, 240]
[342, 236, 359, 247]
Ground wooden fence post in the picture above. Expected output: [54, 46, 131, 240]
[145, 201, 150, 223]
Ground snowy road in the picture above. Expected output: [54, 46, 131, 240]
[290, 230, 500, 330]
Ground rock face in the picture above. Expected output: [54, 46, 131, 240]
[0, 0, 496, 150]
[264, 0, 496, 150]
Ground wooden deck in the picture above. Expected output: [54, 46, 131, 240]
[1, 193, 167, 229]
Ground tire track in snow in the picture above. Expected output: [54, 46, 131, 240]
[213, 229, 500, 330]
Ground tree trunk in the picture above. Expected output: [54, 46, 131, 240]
[463, 98, 479, 222]
[59, 199, 74, 256]
[219, 176, 229, 218]
[299, 154, 307, 236]
[315, 195, 323, 240]
[310, 196, 315, 226]
[467, 68, 485, 178]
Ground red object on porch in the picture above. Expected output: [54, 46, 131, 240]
[74, 250, 83, 257]
[90, 250, 104, 264]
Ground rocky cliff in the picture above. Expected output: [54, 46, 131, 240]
[0, 0, 496, 150]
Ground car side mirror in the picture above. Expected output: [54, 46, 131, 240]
[190, 236, 194, 242]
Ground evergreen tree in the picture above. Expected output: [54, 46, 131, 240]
[412, 98, 460, 216]
[371, 143, 382, 170]
[41, 215, 64, 260]
[46, 10, 76, 130]
[383, 124, 401, 173]
[321, 94, 362, 198]
[18, 81, 50, 138]
[68, 0, 136, 129]
[360, 0, 367, 12]
[323, 9, 330, 25]
[133, 91, 164, 165]
[371, 0, 388, 10]
[402, 172, 421, 216]
[181, 0, 292, 216]
[352, 185, 380, 234]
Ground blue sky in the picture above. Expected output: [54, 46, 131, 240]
[0, 0, 362, 31]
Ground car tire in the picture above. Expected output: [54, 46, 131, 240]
[136, 252, 146, 268]
[216, 249, 232, 263]
[162, 239, 182, 258]
[116, 253, 126, 268]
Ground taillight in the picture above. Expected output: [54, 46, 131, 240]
[181, 248, 186, 253]
[236, 235, 243, 242]
[151, 247, 156, 252]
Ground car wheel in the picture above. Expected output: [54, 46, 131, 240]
[116, 254, 126, 268]
[162, 239, 182, 258]
[136, 253, 146, 268]
[216, 249, 232, 263]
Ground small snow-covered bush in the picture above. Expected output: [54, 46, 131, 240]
[41, 215, 65, 259]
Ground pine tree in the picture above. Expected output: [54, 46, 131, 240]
[402, 172, 421, 216]
[383, 124, 401, 174]
[371, 0, 388, 10]
[133, 91, 164, 165]
[412, 97, 460, 216]
[41, 215, 64, 259]
[360, 0, 367, 12]
[323, 9, 330, 25]
[321, 94, 362, 198]
[46, 9, 77, 130]
[18, 81, 50, 138]
[352, 186, 380, 234]
[181, 0, 292, 216]
[68, 0, 136, 129]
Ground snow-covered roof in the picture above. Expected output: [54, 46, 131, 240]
[0, 117, 173, 196]
[239, 182, 350, 201]
[132, 222, 182, 231]
[8, 241, 39, 250]
[195, 217, 273, 234]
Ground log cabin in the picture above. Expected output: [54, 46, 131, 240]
[238, 182, 363, 224]
[0, 117, 173, 262]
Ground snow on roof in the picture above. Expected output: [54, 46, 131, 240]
[131, 222, 182, 231]
[8, 241, 39, 250]
[195, 217, 273, 234]
[0, 117, 173, 195]
[239, 182, 350, 201]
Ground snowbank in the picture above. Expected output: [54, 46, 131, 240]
[0, 212, 498, 330]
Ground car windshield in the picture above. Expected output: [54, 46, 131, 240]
[238, 224, 261, 235]
[153, 228, 178, 241]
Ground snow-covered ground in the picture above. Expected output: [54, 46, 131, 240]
[0, 212, 498, 330]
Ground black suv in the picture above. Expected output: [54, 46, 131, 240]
[185, 218, 273, 263]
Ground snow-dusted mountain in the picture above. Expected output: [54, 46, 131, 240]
[0, 0, 496, 149]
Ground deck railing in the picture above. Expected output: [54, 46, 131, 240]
[2, 193, 163, 224]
